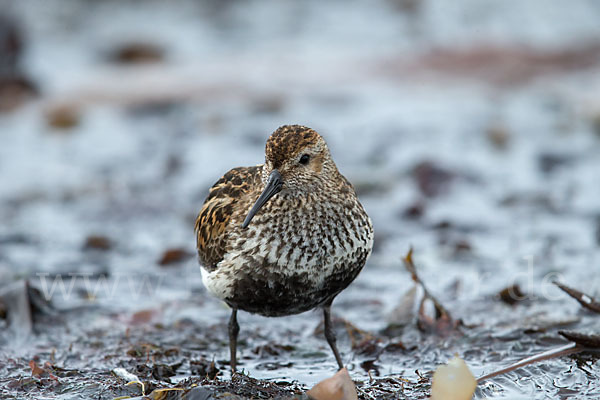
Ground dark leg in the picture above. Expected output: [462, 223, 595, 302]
[228, 308, 239, 372]
[323, 302, 344, 369]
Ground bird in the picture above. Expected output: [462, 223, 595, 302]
[195, 125, 374, 372]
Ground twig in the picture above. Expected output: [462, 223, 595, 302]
[554, 281, 600, 313]
[403, 248, 458, 335]
[559, 331, 600, 348]
[403, 248, 452, 319]
[477, 343, 581, 383]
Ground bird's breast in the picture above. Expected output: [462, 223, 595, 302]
[239, 196, 371, 273]
[204, 194, 373, 316]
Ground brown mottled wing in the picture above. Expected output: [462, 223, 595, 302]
[195, 165, 263, 269]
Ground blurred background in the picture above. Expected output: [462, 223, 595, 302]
[1, 0, 599, 398]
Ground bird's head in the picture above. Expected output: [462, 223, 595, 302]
[242, 125, 338, 228]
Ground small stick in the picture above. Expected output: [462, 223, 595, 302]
[553, 281, 600, 314]
[403, 248, 452, 320]
[477, 343, 581, 383]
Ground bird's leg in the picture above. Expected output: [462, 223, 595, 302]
[228, 308, 240, 372]
[323, 302, 344, 369]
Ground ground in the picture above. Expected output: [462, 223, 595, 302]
[1, 0, 600, 398]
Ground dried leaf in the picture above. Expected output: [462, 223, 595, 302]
[158, 248, 192, 266]
[83, 235, 112, 251]
[486, 123, 510, 150]
[110, 42, 164, 64]
[403, 248, 418, 282]
[402, 248, 458, 335]
[130, 309, 159, 325]
[559, 331, 600, 348]
[29, 360, 45, 377]
[307, 367, 358, 400]
[46, 104, 81, 130]
[554, 281, 600, 313]
[401, 200, 425, 219]
[0, 76, 37, 112]
[190, 358, 219, 379]
[497, 284, 526, 305]
[343, 319, 377, 352]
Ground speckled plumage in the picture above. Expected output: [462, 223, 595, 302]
[195, 125, 374, 370]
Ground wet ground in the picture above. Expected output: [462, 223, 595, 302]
[1, 0, 600, 398]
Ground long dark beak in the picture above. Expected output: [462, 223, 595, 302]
[242, 170, 283, 228]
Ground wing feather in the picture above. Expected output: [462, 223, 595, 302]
[195, 165, 262, 268]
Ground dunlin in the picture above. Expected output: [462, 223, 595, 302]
[195, 125, 374, 371]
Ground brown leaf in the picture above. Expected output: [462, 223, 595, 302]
[130, 309, 159, 325]
[83, 235, 112, 251]
[403, 248, 458, 335]
[497, 284, 526, 305]
[307, 367, 357, 400]
[401, 200, 425, 219]
[342, 318, 379, 354]
[46, 104, 81, 130]
[452, 239, 472, 255]
[486, 123, 510, 150]
[403, 247, 418, 282]
[158, 248, 192, 266]
[383, 340, 408, 353]
[554, 281, 600, 313]
[29, 360, 45, 377]
[417, 299, 458, 336]
[0, 76, 37, 112]
[190, 358, 219, 379]
[559, 331, 600, 349]
[110, 42, 164, 64]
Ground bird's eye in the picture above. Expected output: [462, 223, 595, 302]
[299, 154, 310, 165]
